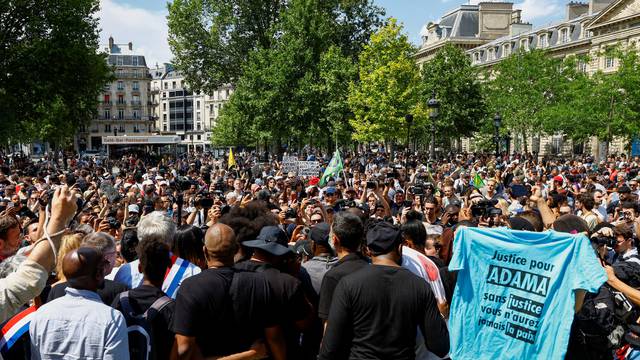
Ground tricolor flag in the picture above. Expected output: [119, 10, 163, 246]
[228, 148, 236, 169]
[320, 150, 343, 187]
[163, 255, 190, 299]
[0, 306, 36, 355]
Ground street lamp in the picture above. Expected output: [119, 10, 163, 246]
[493, 113, 502, 157]
[427, 90, 440, 161]
[405, 114, 413, 178]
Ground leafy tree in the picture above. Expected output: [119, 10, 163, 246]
[167, 0, 286, 94]
[0, 0, 112, 146]
[485, 49, 567, 152]
[420, 43, 487, 148]
[348, 18, 421, 143]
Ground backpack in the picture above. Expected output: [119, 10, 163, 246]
[117, 291, 173, 360]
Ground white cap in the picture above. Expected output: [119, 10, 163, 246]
[142, 180, 154, 186]
[128, 204, 139, 213]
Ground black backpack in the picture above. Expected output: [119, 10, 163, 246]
[117, 291, 173, 360]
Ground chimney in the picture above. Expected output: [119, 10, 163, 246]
[567, 2, 589, 20]
[589, 0, 615, 14]
[108, 36, 114, 49]
[128, 42, 133, 51]
[511, 9, 522, 24]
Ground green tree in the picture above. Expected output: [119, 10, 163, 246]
[0, 0, 112, 146]
[348, 18, 421, 143]
[485, 49, 567, 152]
[420, 43, 487, 149]
[167, 0, 286, 94]
[212, 0, 383, 149]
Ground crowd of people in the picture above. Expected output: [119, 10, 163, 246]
[1, 148, 640, 359]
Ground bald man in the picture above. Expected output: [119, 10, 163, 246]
[172, 224, 285, 360]
[30, 248, 129, 360]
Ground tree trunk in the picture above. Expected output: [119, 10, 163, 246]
[522, 131, 528, 154]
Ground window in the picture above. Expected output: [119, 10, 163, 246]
[163, 124, 167, 131]
[105, 125, 111, 132]
[133, 81, 139, 91]
[209, 104, 214, 112]
[539, 34, 548, 48]
[104, 109, 110, 119]
[605, 56, 615, 69]
[196, 112, 201, 121]
[197, 135, 201, 140]
[578, 61, 587, 73]
[117, 81, 124, 90]
[104, 84, 111, 90]
[164, 82, 168, 90]
[560, 28, 569, 43]
[104, 94, 110, 103]
[133, 110, 139, 119]
[226, 89, 230, 97]
[520, 38, 528, 51]
[488, 48, 495, 61]
[117, 95, 124, 104]
[196, 101, 200, 109]
[132, 56, 139, 66]
[197, 123, 201, 130]
[172, 81, 176, 89]
[118, 109, 124, 119]
[163, 114, 167, 121]
[163, 103, 167, 111]
[117, 56, 123, 65]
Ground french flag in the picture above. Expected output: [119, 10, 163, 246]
[163, 255, 189, 299]
[0, 306, 36, 355]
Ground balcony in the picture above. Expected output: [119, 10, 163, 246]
[131, 88, 141, 93]
[100, 100, 112, 106]
[116, 87, 125, 92]
[116, 100, 127, 105]
[115, 72, 150, 80]
[130, 100, 143, 106]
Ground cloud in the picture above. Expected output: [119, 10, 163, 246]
[96, 0, 171, 67]
[515, 0, 562, 21]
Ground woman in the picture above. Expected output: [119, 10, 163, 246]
[174, 225, 207, 270]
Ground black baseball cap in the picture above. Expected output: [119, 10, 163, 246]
[309, 222, 330, 246]
[366, 221, 402, 255]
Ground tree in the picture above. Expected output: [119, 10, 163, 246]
[420, 43, 487, 149]
[0, 0, 112, 146]
[485, 49, 567, 152]
[211, 0, 383, 149]
[348, 18, 421, 143]
[167, 0, 286, 94]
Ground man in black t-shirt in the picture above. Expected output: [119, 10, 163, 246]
[319, 221, 449, 360]
[172, 224, 285, 360]
[317, 212, 367, 323]
[236, 226, 313, 359]
[112, 239, 174, 360]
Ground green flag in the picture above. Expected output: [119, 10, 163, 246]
[472, 172, 485, 189]
[320, 150, 343, 186]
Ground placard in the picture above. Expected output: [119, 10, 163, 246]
[298, 161, 320, 176]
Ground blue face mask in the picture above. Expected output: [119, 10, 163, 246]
[167, 209, 173, 217]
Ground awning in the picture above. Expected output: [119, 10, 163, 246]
[101, 135, 181, 145]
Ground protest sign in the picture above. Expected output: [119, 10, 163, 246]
[298, 161, 320, 177]
[282, 156, 298, 174]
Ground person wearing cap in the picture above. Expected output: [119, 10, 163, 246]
[319, 221, 449, 360]
[173, 224, 285, 360]
[235, 225, 313, 358]
[301, 223, 338, 296]
[323, 187, 339, 207]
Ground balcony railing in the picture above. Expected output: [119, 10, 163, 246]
[131, 100, 142, 106]
[100, 101, 112, 105]
[115, 72, 150, 80]
[116, 100, 127, 105]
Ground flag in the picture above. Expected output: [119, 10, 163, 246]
[320, 150, 343, 186]
[472, 172, 485, 189]
[228, 148, 236, 169]
[0, 306, 36, 355]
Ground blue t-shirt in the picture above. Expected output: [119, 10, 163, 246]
[448, 227, 607, 360]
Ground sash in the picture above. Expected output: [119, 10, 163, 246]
[0, 306, 36, 354]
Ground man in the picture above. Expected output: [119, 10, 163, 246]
[30, 247, 129, 359]
[576, 193, 599, 231]
[22, 218, 39, 245]
[236, 226, 312, 359]
[0, 215, 21, 261]
[441, 185, 462, 208]
[323, 187, 339, 207]
[319, 221, 449, 360]
[318, 212, 367, 323]
[301, 222, 338, 296]
[112, 239, 175, 360]
[114, 212, 201, 299]
[173, 224, 285, 360]
[481, 179, 500, 201]
[48, 232, 128, 305]
[612, 224, 640, 266]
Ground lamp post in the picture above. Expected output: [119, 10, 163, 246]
[427, 90, 440, 161]
[405, 114, 413, 178]
[493, 113, 502, 157]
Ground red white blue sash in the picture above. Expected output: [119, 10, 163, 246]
[163, 255, 189, 299]
[0, 306, 36, 354]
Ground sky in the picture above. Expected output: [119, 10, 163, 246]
[97, 0, 567, 67]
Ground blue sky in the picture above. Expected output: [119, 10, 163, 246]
[97, 0, 565, 66]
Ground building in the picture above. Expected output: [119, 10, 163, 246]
[76, 37, 158, 154]
[418, 0, 640, 158]
[415, 2, 522, 66]
[149, 64, 233, 153]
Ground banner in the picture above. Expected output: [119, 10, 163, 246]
[448, 227, 607, 360]
[282, 156, 299, 174]
[298, 161, 320, 176]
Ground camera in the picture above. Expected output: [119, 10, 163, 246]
[196, 195, 214, 209]
[366, 181, 377, 190]
[591, 236, 616, 248]
[173, 177, 195, 191]
[285, 208, 297, 219]
[410, 184, 424, 196]
[471, 199, 501, 218]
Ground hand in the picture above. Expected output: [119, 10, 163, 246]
[98, 220, 111, 233]
[529, 186, 543, 203]
[240, 194, 253, 207]
[605, 265, 618, 283]
[592, 227, 614, 238]
[48, 185, 78, 230]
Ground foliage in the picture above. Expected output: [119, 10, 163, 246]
[420, 43, 487, 140]
[0, 0, 112, 146]
[348, 18, 421, 143]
